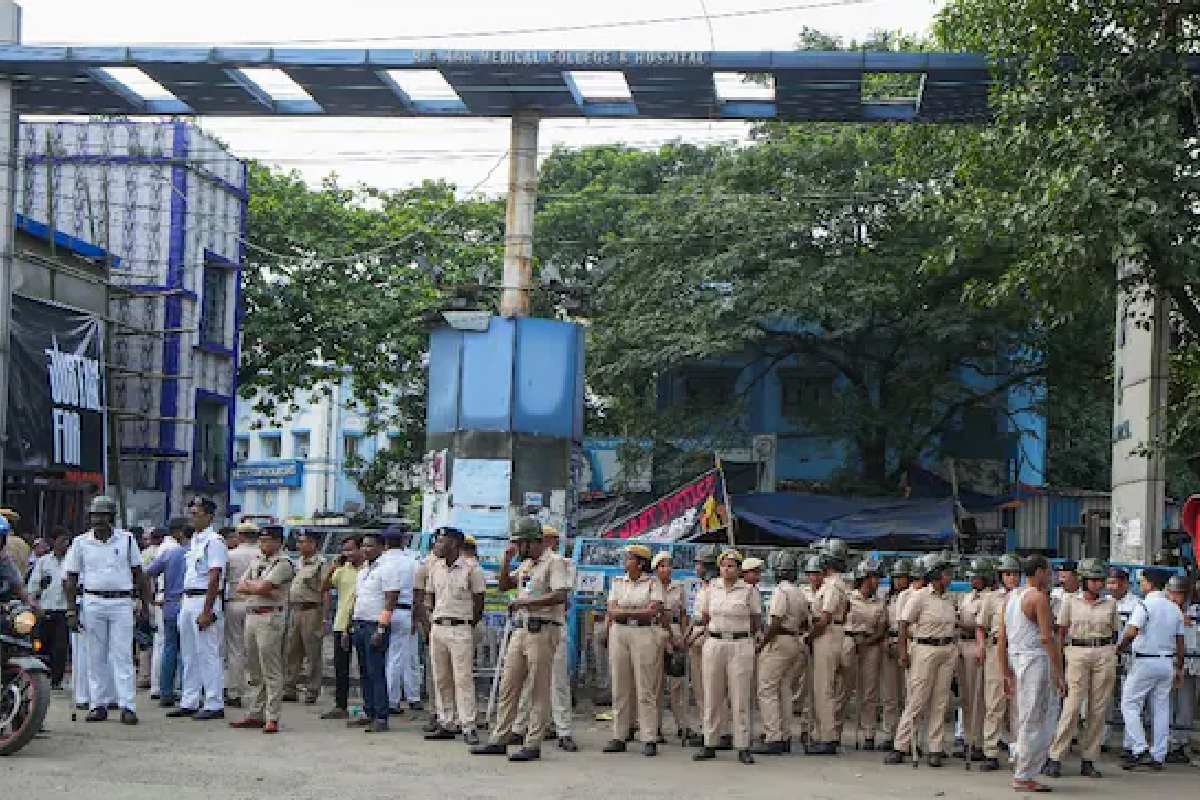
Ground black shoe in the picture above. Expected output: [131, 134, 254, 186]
[148, 692, 157, 699]
[158, 697, 176, 708]
[683, 731, 704, 747]
[464, 731, 480, 746]
[225, 698, 242, 709]
[544, 728, 558, 742]
[85, 707, 108, 723]
[980, 757, 1000, 771]
[364, 720, 389, 733]
[1166, 747, 1191, 764]
[625, 730, 636, 743]
[1043, 758, 1061, 778]
[1080, 760, 1101, 778]
[504, 732, 525, 746]
[928, 752, 945, 768]
[407, 701, 424, 712]
[693, 746, 716, 761]
[806, 742, 837, 755]
[192, 709, 225, 721]
[106, 702, 119, 710]
[738, 749, 755, 765]
[883, 750, 905, 765]
[877, 739, 893, 751]
[643, 742, 657, 757]
[470, 743, 507, 756]
[165, 707, 196, 718]
[422, 718, 440, 733]
[863, 738, 876, 751]
[970, 747, 985, 762]
[120, 709, 138, 725]
[508, 747, 540, 762]
[75, 702, 89, 710]
[424, 727, 458, 740]
[281, 692, 299, 702]
[752, 740, 785, 755]
[1122, 752, 1150, 771]
[715, 734, 733, 751]
[953, 739, 966, 758]
[602, 739, 627, 753]
[558, 736, 577, 752]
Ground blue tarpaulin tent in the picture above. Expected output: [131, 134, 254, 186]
[732, 492, 957, 544]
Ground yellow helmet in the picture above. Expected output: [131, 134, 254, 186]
[625, 543, 652, 561]
[718, 548, 744, 564]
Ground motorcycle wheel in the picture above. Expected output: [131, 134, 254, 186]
[0, 664, 51, 756]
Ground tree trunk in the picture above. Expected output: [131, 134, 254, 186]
[858, 434, 889, 490]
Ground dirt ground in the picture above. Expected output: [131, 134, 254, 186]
[3, 690, 1197, 799]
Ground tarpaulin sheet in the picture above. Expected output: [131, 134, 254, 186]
[732, 492, 956, 543]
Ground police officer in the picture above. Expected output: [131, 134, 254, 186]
[1051, 560, 1081, 621]
[223, 520, 260, 708]
[693, 549, 761, 765]
[977, 553, 1020, 770]
[63, 496, 150, 724]
[1118, 567, 1186, 770]
[471, 517, 571, 762]
[229, 526, 294, 733]
[885, 553, 958, 767]
[955, 557, 993, 761]
[840, 558, 886, 750]
[684, 544, 721, 748]
[1104, 565, 1141, 756]
[603, 543, 664, 756]
[879, 557, 913, 750]
[797, 554, 825, 747]
[807, 538, 849, 755]
[654, 549, 690, 743]
[283, 531, 330, 704]
[1044, 557, 1118, 778]
[753, 550, 808, 755]
[1167, 574, 1197, 762]
[423, 526, 486, 745]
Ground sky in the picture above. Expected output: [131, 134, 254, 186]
[20, 0, 945, 194]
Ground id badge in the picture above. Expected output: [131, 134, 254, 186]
[519, 573, 532, 598]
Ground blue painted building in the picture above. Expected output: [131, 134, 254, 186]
[16, 120, 247, 524]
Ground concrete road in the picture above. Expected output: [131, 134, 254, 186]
[3, 691, 1196, 799]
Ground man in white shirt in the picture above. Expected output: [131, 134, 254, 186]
[27, 530, 71, 688]
[63, 496, 149, 724]
[1119, 568, 1186, 771]
[381, 526, 422, 713]
[167, 496, 229, 721]
[350, 533, 393, 732]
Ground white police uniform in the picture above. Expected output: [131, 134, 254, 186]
[63, 528, 141, 712]
[178, 524, 229, 712]
[382, 546, 421, 708]
[1121, 589, 1185, 763]
[1171, 601, 1199, 751]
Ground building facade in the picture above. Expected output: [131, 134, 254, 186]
[232, 378, 402, 522]
[16, 120, 246, 525]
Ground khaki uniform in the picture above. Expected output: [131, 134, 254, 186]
[879, 586, 909, 742]
[757, 579, 809, 743]
[608, 574, 665, 743]
[1049, 593, 1118, 761]
[224, 542, 259, 703]
[689, 582, 729, 737]
[838, 588, 886, 740]
[657, 579, 690, 734]
[894, 585, 958, 754]
[794, 583, 818, 736]
[810, 574, 849, 744]
[700, 579, 761, 749]
[490, 549, 570, 750]
[978, 586, 1013, 758]
[956, 589, 988, 750]
[415, 554, 443, 721]
[284, 554, 331, 700]
[243, 552, 295, 722]
[426, 554, 486, 733]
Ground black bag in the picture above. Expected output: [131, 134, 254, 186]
[664, 650, 687, 677]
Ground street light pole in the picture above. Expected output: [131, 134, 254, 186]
[499, 110, 539, 318]
[0, 1, 21, 502]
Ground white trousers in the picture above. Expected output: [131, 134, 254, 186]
[1011, 652, 1054, 782]
[1122, 657, 1174, 762]
[178, 595, 225, 711]
[150, 605, 164, 695]
[72, 624, 116, 706]
[81, 595, 136, 712]
[387, 609, 421, 705]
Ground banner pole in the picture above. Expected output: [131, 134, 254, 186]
[715, 455, 734, 547]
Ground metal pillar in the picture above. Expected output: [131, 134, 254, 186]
[1110, 271, 1170, 564]
[499, 111, 539, 318]
[0, 1, 20, 499]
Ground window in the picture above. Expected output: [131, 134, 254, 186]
[194, 399, 228, 486]
[1001, 507, 1016, 529]
[261, 434, 282, 460]
[779, 371, 834, 418]
[343, 434, 360, 464]
[200, 264, 229, 347]
[681, 369, 739, 407]
[234, 437, 249, 463]
[293, 431, 310, 460]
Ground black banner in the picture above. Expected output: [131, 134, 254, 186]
[5, 296, 105, 477]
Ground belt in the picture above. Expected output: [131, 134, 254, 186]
[888, 629, 899, 637]
[433, 617, 472, 626]
[248, 606, 282, 615]
[618, 619, 654, 627]
[183, 589, 213, 597]
[1070, 638, 1112, 648]
[960, 634, 977, 641]
[1133, 652, 1173, 658]
[779, 629, 802, 636]
[43, 608, 68, 614]
[512, 618, 561, 629]
[290, 601, 320, 609]
[846, 630, 869, 637]
[709, 631, 751, 641]
[915, 637, 955, 646]
[85, 590, 132, 598]
[395, 603, 413, 610]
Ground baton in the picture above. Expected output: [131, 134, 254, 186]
[485, 615, 512, 727]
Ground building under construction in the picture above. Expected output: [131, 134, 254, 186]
[11, 120, 246, 527]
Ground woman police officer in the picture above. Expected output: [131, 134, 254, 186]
[603, 544, 665, 756]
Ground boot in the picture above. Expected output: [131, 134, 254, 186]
[927, 752, 944, 768]
[751, 740, 786, 755]
[1080, 760, 1102, 778]
[557, 736, 577, 752]
[883, 750, 906, 765]
[692, 746, 716, 761]
[980, 757, 1000, 771]
[737, 749, 755, 765]
[424, 727, 458, 741]
[469, 743, 507, 756]
[642, 742, 657, 757]
[1042, 758, 1061, 778]
[970, 747, 985, 762]
[602, 739, 626, 753]
[507, 748, 540, 762]
[683, 729, 704, 747]
[952, 738, 966, 759]
[464, 731, 481, 746]
[863, 738, 876, 751]
[715, 734, 733, 751]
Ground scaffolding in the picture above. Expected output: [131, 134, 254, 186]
[15, 120, 247, 524]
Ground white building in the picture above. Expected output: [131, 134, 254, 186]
[15, 121, 246, 525]
[232, 377, 403, 522]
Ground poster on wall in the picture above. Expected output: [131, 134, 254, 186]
[4, 296, 106, 480]
[600, 468, 729, 541]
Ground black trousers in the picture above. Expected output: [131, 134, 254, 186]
[333, 629, 360, 710]
[37, 610, 70, 685]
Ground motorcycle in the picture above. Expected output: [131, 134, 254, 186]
[0, 597, 50, 755]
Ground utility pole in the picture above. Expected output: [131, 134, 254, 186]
[0, 1, 21, 503]
[499, 110, 539, 318]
